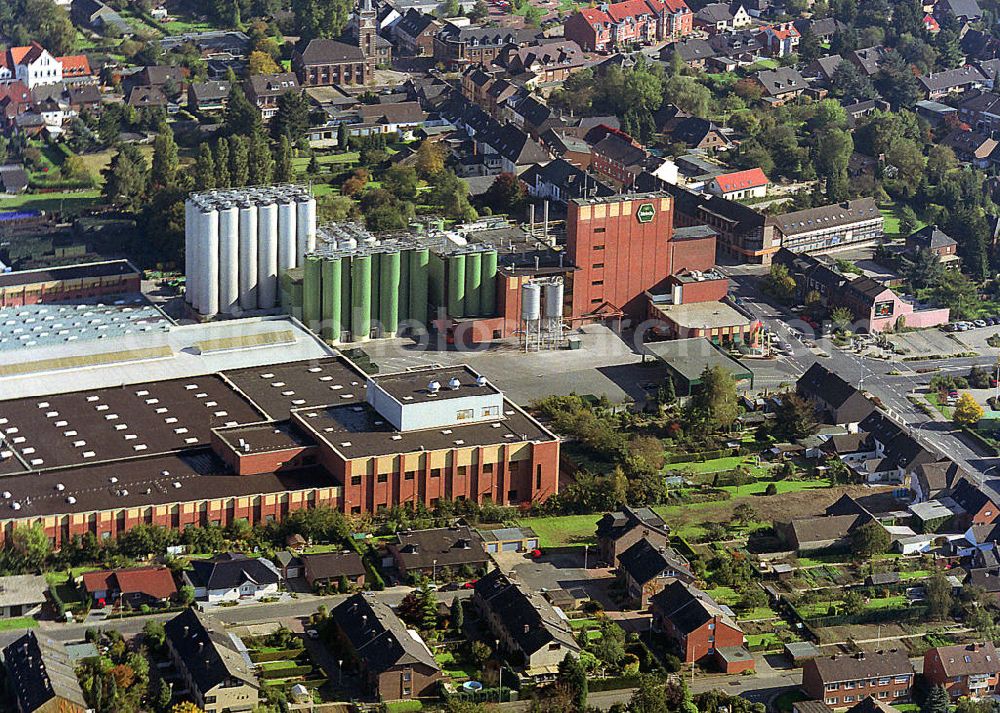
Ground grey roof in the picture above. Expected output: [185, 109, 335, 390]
[246, 72, 299, 99]
[332, 592, 440, 673]
[809, 55, 844, 80]
[187, 553, 281, 591]
[164, 608, 258, 692]
[0, 574, 51, 608]
[756, 67, 807, 97]
[937, 0, 982, 19]
[296, 38, 365, 64]
[593, 133, 648, 167]
[663, 38, 716, 63]
[650, 580, 740, 634]
[3, 631, 86, 712]
[643, 338, 752, 383]
[618, 539, 690, 585]
[696, 3, 735, 23]
[774, 198, 881, 236]
[919, 66, 988, 93]
[907, 225, 957, 250]
[850, 46, 887, 75]
[396, 8, 439, 38]
[190, 80, 231, 103]
[596, 506, 669, 541]
[389, 526, 488, 570]
[301, 551, 366, 580]
[805, 650, 914, 683]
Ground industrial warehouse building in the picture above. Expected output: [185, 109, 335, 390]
[0, 347, 559, 547]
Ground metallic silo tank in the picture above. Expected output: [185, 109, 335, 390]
[277, 199, 297, 274]
[184, 199, 195, 309]
[296, 196, 317, 262]
[447, 253, 466, 318]
[427, 252, 445, 314]
[370, 252, 381, 327]
[199, 205, 220, 316]
[398, 247, 411, 323]
[218, 204, 240, 315]
[409, 248, 429, 326]
[238, 202, 258, 311]
[351, 254, 372, 341]
[340, 255, 352, 341]
[544, 278, 564, 319]
[380, 250, 401, 336]
[464, 251, 482, 317]
[321, 257, 341, 342]
[257, 201, 279, 309]
[303, 256, 323, 330]
[521, 282, 541, 321]
[481, 249, 498, 316]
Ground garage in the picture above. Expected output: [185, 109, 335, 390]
[478, 527, 540, 554]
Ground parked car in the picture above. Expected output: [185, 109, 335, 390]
[975, 319, 988, 328]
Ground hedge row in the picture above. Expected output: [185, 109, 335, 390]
[260, 664, 314, 679]
[249, 647, 305, 663]
[589, 675, 643, 692]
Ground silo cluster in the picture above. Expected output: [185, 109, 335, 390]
[521, 277, 565, 351]
[184, 185, 316, 317]
[435, 247, 498, 319]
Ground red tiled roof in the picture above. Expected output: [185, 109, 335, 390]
[82, 566, 177, 600]
[578, 0, 689, 26]
[923, 14, 940, 31]
[59, 55, 92, 77]
[714, 167, 769, 193]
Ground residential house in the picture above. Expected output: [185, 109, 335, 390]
[650, 580, 750, 671]
[905, 225, 959, 267]
[3, 631, 86, 713]
[848, 46, 889, 76]
[807, 55, 845, 83]
[292, 38, 370, 87]
[802, 650, 916, 707]
[0, 573, 47, 618]
[504, 93, 557, 139]
[564, 0, 694, 52]
[65, 84, 101, 114]
[793, 17, 845, 42]
[694, 3, 752, 33]
[845, 411, 942, 484]
[759, 23, 800, 57]
[188, 80, 231, 113]
[923, 643, 1000, 699]
[164, 608, 260, 713]
[520, 158, 614, 203]
[0, 43, 65, 89]
[661, 37, 716, 70]
[127, 85, 169, 110]
[182, 553, 281, 603]
[665, 116, 732, 150]
[772, 198, 884, 254]
[301, 551, 366, 589]
[385, 525, 489, 580]
[707, 167, 769, 200]
[81, 566, 177, 608]
[245, 73, 299, 121]
[273, 551, 303, 579]
[394, 9, 441, 56]
[755, 67, 808, 105]
[935, 0, 983, 23]
[950, 478, 999, 527]
[592, 132, 650, 186]
[923, 14, 941, 33]
[919, 66, 988, 100]
[796, 362, 873, 429]
[959, 91, 1000, 133]
[433, 26, 534, 69]
[501, 40, 587, 85]
[352, 101, 427, 138]
[618, 538, 694, 608]
[447, 98, 550, 174]
[539, 131, 595, 169]
[71, 0, 132, 37]
[943, 129, 998, 168]
[779, 512, 870, 552]
[473, 569, 581, 675]
[331, 593, 442, 700]
[596, 505, 671, 566]
[911, 459, 968, 503]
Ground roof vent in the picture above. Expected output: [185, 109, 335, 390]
[55, 484, 64, 492]
[428, 380, 441, 394]
[448, 377, 461, 390]
[11, 502, 19, 511]
[66, 496, 76, 504]
[476, 375, 488, 387]
[109, 477, 118, 484]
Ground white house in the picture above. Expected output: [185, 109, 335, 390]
[0, 43, 63, 89]
[707, 167, 769, 200]
[182, 553, 281, 603]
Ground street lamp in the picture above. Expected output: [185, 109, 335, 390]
[338, 659, 343, 687]
[496, 638, 502, 701]
[432, 559, 437, 583]
[583, 544, 588, 570]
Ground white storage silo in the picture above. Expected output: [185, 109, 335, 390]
[258, 201, 279, 309]
[184, 199, 196, 310]
[278, 199, 297, 274]
[521, 283, 541, 321]
[218, 204, 240, 315]
[296, 196, 317, 262]
[543, 278, 564, 318]
[199, 205, 220, 316]
[238, 202, 258, 311]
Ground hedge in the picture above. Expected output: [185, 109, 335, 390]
[589, 675, 643, 692]
[260, 664, 314, 679]
[385, 701, 423, 713]
[249, 647, 305, 663]
[264, 676, 327, 690]
[48, 581, 66, 618]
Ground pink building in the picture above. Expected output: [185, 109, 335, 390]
[837, 276, 950, 333]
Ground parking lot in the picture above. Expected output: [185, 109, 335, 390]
[952, 323, 1000, 353]
[886, 329, 967, 359]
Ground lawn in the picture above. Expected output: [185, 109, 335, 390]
[569, 617, 600, 630]
[0, 616, 38, 631]
[663, 455, 745, 474]
[1, 189, 101, 215]
[434, 651, 475, 679]
[798, 594, 909, 617]
[718, 478, 831, 496]
[880, 203, 926, 237]
[516, 513, 597, 547]
[926, 392, 954, 419]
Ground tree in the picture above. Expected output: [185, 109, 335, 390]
[429, 170, 477, 221]
[155, 677, 172, 713]
[214, 138, 231, 188]
[482, 173, 527, 216]
[831, 60, 877, 101]
[61, 154, 91, 183]
[150, 127, 180, 190]
[360, 188, 414, 230]
[399, 583, 438, 631]
[228, 134, 249, 188]
[922, 685, 950, 713]
[468, 0, 489, 20]
[688, 366, 739, 430]
[248, 50, 281, 75]
[102, 144, 148, 210]
[771, 393, 818, 440]
[223, 82, 261, 137]
[24, 0, 75, 55]
[249, 129, 274, 184]
[590, 618, 626, 667]
[816, 128, 853, 202]
[171, 703, 204, 713]
[954, 392, 984, 426]
[628, 675, 686, 713]
[383, 164, 419, 200]
[557, 653, 587, 711]
[798, 26, 821, 62]
[450, 597, 464, 632]
[903, 248, 945, 290]
[415, 140, 445, 177]
[271, 90, 311, 142]
[11, 523, 51, 569]
[275, 135, 294, 182]
[899, 205, 920, 236]
[143, 620, 166, 651]
[850, 520, 890, 559]
[337, 122, 350, 152]
[764, 263, 797, 302]
[194, 143, 216, 191]
[830, 306, 854, 333]
[293, 0, 353, 40]
[926, 571, 955, 619]
[177, 585, 196, 606]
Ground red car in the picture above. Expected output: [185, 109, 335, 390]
[530, 548, 542, 559]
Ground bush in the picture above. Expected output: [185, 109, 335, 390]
[260, 664, 314, 679]
[249, 648, 306, 663]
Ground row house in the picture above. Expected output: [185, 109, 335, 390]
[591, 131, 649, 186]
[923, 643, 1000, 699]
[565, 0, 694, 52]
[394, 9, 442, 56]
[0, 42, 92, 89]
[650, 580, 750, 672]
[918, 65, 988, 100]
[245, 72, 299, 122]
[433, 25, 534, 69]
[959, 91, 1000, 134]
[802, 650, 915, 708]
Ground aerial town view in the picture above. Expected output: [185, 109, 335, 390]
[8, 0, 1000, 713]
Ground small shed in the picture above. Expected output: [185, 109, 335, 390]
[477, 527, 540, 553]
[784, 640, 822, 664]
[285, 533, 307, 551]
[714, 646, 755, 674]
[865, 571, 901, 587]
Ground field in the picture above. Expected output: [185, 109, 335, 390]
[0, 189, 102, 214]
[0, 616, 39, 631]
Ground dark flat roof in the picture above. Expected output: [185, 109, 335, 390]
[214, 421, 313, 455]
[0, 260, 140, 288]
[371, 365, 499, 404]
[222, 356, 368, 420]
[294, 400, 552, 459]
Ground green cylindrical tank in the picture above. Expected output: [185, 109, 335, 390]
[321, 257, 341, 341]
[380, 250, 401, 335]
[464, 251, 481, 317]
[303, 256, 322, 331]
[290, 281, 303, 320]
[340, 256, 351, 339]
[370, 252, 381, 328]
[481, 249, 498, 316]
[409, 248, 429, 326]
[398, 248, 410, 323]
[447, 254, 466, 318]
[351, 254, 372, 341]
[428, 252, 445, 315]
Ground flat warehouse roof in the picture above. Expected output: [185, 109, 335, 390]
[223, 356, 369, 420]
[0, 259, 139, 288]
[0, 375, 263, 470]
[372, 365, 498, 404]
[654, 301, 751, 330]
[0, 452, 336, 521]
[644, 338, 753, 384]
[295, 400, 552, 459]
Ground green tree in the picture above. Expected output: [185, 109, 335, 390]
[293, 0, 353, 40]
[926, 571, 955, 620]
[194, 143, 216, 191]
[849, 520, 890, 559]
[482, 172, 527, 216]
[764, 263, 797, 302]
[271, 90, 311, 142]
[360, 189, 415, 231]
[102, 144, 149, 210]
[590, 618, 626, 667]
[214, 138, 231, 188]
[178, 585, 196, 606]
[688, 366, 739, 430]
[249, 129, 275, 184]
[450, 597, 464, 632]
[337, 122, 350, 152]
[771, 393, 818, 440]
[429, 170, 477, 221]
[25, 0, 75, 54]
[228, 134, 250, 188]
[143, 620, 166, 651]
[841, 590, 865, 615]
[383, 164, 419, 199]
[816, 128, 853, 202]
[224, 82, 261, 137]
[830, 306, 854, 333]
[922, 685, 950, 713]
[155, 677, 172, 713]
[557, 653, 587, 711]
[415, 140, 445, 177]
[903, 248, 945, 290]
[150, 127, 179, 190]
[468, 0, 489, 20]
[899, 205, 920, 236]
[275, 135, 294, 182]
[11, 523, 51, 569]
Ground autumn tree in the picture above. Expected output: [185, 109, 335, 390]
[954, 392, 984, 426]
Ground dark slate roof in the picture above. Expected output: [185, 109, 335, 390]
[593, 133, 648, 166]
[797, 363, 864, 410]
[662, 37, 716, 63]
[618, 538, 691, 585]
[850, 46, 887, 75]
[756, 67, 807, 96]
[794, 17, 845, 38]
[296, 38, 365, 64]
[164, 608, 257, 692]
[473, 569, 579, 656]
[190, 80, 231, 103]
[774, 198, 881, 236]
[187, 553, 281, 591]
[907, 225, 958, 250]
[959, 90, 1000, 114]
[937, 0, 982, 19]
[919, 65, 988, 93]
[649, 580, 740, 634]
[808, 55, 844, 80]
[521, 157, 615, 199]
[927, 643, 1000, 677]
[788, 513, 866, 547]
[246, 72, 299, 98]
[805, 650, 914, 683]
[668, 116, 727, 147]
[708, 29, 763, 57]
[438, 24, 535, 46]
[511, 94, 553, 129]
[967, 566, 1000, 592]
[396, 8, 438, 37]
[301, 551, 365, 579]
[3, 631, 86, 712]
[390, 526, 489, 570]
[332, 593, 440, 673]
[596, 506, 670, 541]
[696, 3, 734, 23]
[914, 460, 967, 495]
[950, 478, 996, 514]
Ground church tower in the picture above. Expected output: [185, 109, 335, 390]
[358, 0, 377, 80]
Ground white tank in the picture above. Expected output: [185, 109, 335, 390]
[340, 236, 358, 251]
[543, 279, 564, 319]
[184, 199, 195, 309]
[521, 283, 541, 321]
[218, 205, 239, 315]
[238, 202, 258, 311]
[278, 199, 297, 274]
[199, 207, 220, 316]
[257, 201, 279, 309]
[296, 196, 317, 261]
